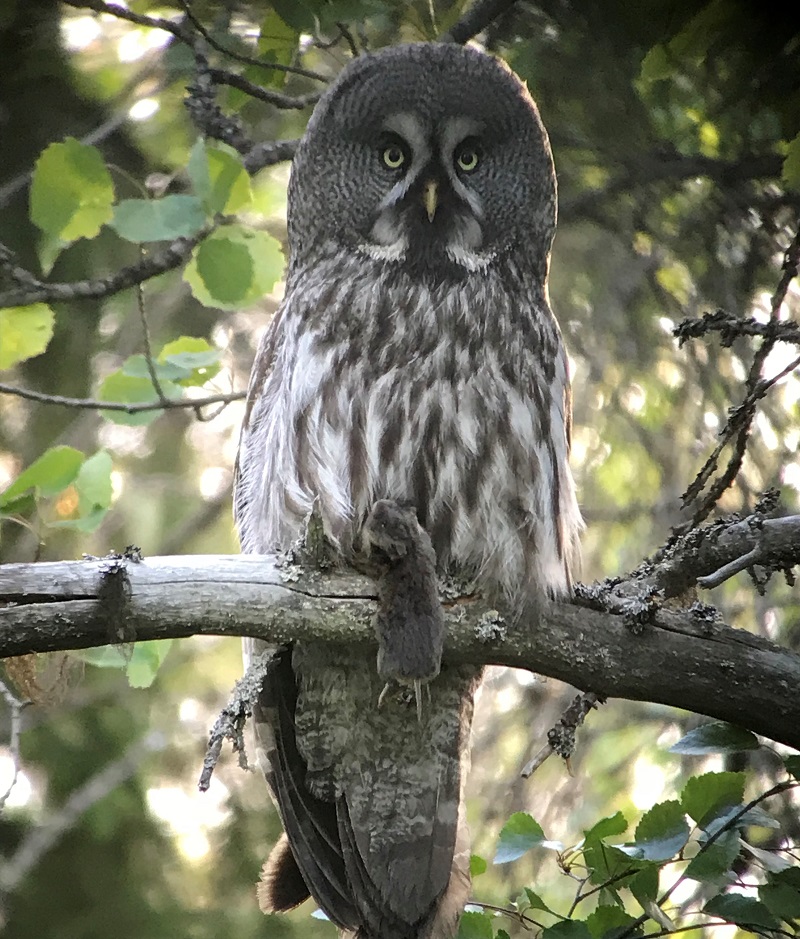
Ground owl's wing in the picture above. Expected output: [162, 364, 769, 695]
[253, 643, 360, 931]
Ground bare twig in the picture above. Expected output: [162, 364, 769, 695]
[675, 311, 800, 348]
[175, 0, 327, 82]
[0, 383, 245, 413]
[0, 679, 26, 812]
[207, 68, 322, 110]
[678, 225, 800, 527]
[135, 275, 169, 405]
[521, 692, 604, 778]
[198, 651, 274, 791]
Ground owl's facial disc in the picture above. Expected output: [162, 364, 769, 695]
[363, 113, 491, 274]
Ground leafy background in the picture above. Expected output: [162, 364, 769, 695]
[1, 1, 799, 938]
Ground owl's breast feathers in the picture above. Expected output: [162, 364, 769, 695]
[236, 252, 582, 604]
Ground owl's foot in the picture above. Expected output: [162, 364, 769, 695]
[377, 682, 391, 709]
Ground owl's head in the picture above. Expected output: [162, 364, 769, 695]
[288, 42, 556, 281]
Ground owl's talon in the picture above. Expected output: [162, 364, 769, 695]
[377, 682, 391, 709]
[414, 679, 423, 723]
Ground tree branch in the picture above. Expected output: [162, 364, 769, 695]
[440, 0, 520, 43]
[1, 548, 799, 749]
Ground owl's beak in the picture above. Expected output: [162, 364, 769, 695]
[423, 180, 438, 222]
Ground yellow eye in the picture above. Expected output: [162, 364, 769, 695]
[456, 144, 480, 173]
[382, 144, 406, 169]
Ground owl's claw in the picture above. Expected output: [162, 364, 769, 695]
[377, 682, 391, 709]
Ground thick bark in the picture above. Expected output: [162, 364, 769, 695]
[1, 551, 799, 749]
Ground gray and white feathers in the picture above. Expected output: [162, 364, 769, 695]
[235, 40, 582, 939]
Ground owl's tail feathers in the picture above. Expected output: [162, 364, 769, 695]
[257, 832, 310, 912]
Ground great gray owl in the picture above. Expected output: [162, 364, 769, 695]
[234, 40, 582, 939]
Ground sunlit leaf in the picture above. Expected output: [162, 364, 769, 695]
[0, 304, 55, 369]
[457, 910, 493, 939]
[584, 812, 628, 843]
[469, 854, 487, 877]
[0, 446, 84, 507]
[121, 354, 190, 382]
[257, 11, 299, 89]
[680, 771, 745, 826]
[493, 812, 547, 864]
[126, 640, 174, 688]
[628, 864, 659, 908]
[188, 139, 252, 214]
[158, 336, 222, 387]
[184, 224, 284, 309]
[30, 138, 114, 244]
[98, 370, 182, 426]
[50, 450, 113, 532]
[783, 132, 800, 192]
[669, 722, 759, 755]
[110, 195, 206, 243]
[627, 801, 689, 862]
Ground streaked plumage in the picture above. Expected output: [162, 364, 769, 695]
[235, 41, 582, 939]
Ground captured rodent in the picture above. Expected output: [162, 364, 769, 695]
[361, 498, 445, 719]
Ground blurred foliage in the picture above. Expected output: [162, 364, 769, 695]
[1, 1, 799, 938]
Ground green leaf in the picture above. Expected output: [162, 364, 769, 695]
[30, 138, 114, 244]
[628, 864, 659, 908]
[584, 812, 628, 844]
[703, 894, 780, 930]
[684, 829, 740, 884]
[457, 911, 493, 939]
[74, 645, 129, 669]
[126, 640, 173, 688]
[158, 336, 222, 387]
[784, 754, 800, 780]
[188, 140, 252, 214]
[121, 354, 190, 382]
[680, 772, 746, 826]
[469, 854, 487, 877]
[494, 812, 547, 864]
[542, 921, 592, 939]
[97, 370, 182, 426]
[759, 882, 800, 921]
[76, 449, 113, 517]
[269, 0, 315, 31]
[50, 450, 113, 532]
[586, 905, 639, 939]
[257, 11, 299, 89]
[184, 224, 284, 309]
[628, 801, 689, 862]
[585, 842, 643, 886]
[639, 44, 672, 84]
[703, 804, 780, 840]
[669, 722, 759, 755]
[523, 888, 552, 914]
[0, 446, 84, 508]
[110, 195, 206, 243]
[782, 132, 800, 192]
[0, 304, 55, 369]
